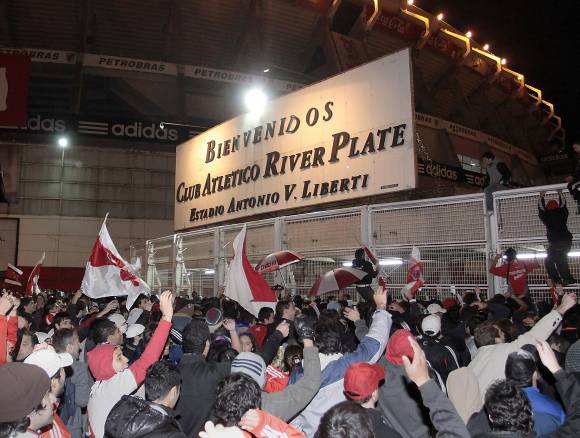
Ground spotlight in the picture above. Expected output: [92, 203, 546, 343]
[244, 88, 268, 115]
[57, 137, 68, 148]
[465, 30, 472, 38]
[263, 68, 270, 73]
[501, 58, 507, 65]
[159, 122, 165, 130]
[483, 44, 490, 51]
[436, 13, 444, 21]
[407, 0, 414, 5]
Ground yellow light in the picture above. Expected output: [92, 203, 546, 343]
[407, 0, 414, 5]
[437, 13, 444, 20]
[483, 44, 490, 51]
[466, 30, 472, 38]
[517, 75, 523, 81]
[501, 58, 507, 65]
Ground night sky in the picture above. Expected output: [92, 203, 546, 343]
[431, 0, 579, 148]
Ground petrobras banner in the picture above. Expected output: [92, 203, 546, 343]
[0, 47, 77, 64]
[83, 54, 178, 76]
[174, 49, 416, 230]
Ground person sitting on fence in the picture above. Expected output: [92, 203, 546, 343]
[566, 141, 580, 215]
[352, 248, 378, 303]
[489, 248, 540, 300]
[482, 151, 512, 213]
[539, 190, 576, 286]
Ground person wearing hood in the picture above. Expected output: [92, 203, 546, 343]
[86, 291, 174, 438]
[539, 190, 576, 286]
[105, 361, 185, 438]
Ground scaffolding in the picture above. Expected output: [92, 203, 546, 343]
[137, 183, 579, 302]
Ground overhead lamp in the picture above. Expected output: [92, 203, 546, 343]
[263, 68, 270, 73]
[57, 137, 69, 148]
[407, 0, 414, 5]
[379, 259, 404, 266]
[483, 43, 490, 51]
[204, 269, 215, 275]
[244, 88, 268, 115]
[501, 58, 507, 65]
[465, 30, 473, 38]
[436, 13, 444, 21]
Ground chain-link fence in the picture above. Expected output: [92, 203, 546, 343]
[138, 183, 579, 302]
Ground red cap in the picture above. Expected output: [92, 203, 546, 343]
[546, 200, 559, 210]
[87, 344, 117, 381]
[442, 297, 458, 310]
[344, 362, 385, 400]
[385, 329, 414, 365]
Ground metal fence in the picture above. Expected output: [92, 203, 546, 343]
[137, 183, 580, 302]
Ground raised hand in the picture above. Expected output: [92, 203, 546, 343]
[373, 285, 387, 310]
[536, 340, 562, 374]
[275, 320, 290, 338]
[223, 318, 236, 332]
[556, 292, 577, 315]
[343, 306, 361, 322]
[159, 291, 174, 321]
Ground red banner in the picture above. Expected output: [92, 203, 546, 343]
[0, 54, 31, 126]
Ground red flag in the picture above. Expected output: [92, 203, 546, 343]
[81, 215, 150, 309]
[26, 252, 45, 296]
[224, 225, 277, 317]
[363, 246, 379, 265]
[0, 54, 31, 126]
[401, 247, 423, 300]
[3, 263, 23, 288]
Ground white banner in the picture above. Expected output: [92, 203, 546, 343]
[175, 49, 416, 230]
[83, 54, 178, 76]
[0, 47, 77, 64]
[183, 65, 303, 93]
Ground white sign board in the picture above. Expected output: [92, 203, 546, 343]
[175, 49, 416, 230]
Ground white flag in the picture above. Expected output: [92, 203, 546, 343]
[81, 216, 149, 309]
[224, 225, 277, 317]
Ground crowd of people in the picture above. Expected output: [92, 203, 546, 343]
[2, 269, 580, 438]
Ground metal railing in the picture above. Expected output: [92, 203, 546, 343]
[135, 183, 579, 302]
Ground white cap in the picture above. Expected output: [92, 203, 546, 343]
[427, 303, 447, 315]
[108, 313, 127, 334]
[126, 308, 143, 325]
[25, 348, 73, 378]
[421, 314, 442, 336]
[35, 329, 54, 344]
[125, 324, 145, 339]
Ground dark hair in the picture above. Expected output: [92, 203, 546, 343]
[257, 307, 274, 323]
[0, 417, 31, 438]
[212, 374, 261, 427]
[355, 248, 365, 259]
[145, 361, 181, 402]
[317, 401, 374, 438]
[482, 151, 495, 160]
[293, 295, 304, 309]
[466, 312, 486, 336]
[18, 297, 34, 312]
[315, 323, 342, 354]
[218, 348, 239, 362]
[485, 380, 532, 434]
[239, 332, 257, 352]
[90, 319, 118, 344]
[463, 292, 478, 306]
[182, 320, 210, 354]
[283, 345, 303, 372]
[275, 300, 292, 318]
[505, 349, 536, 388]
[134, 294, 149, 309]
[52, 312, 72, 328]
[52, 328, 77, 353]
[12, 328, 36, 361]
[474, 321, 501, 347]
[504, 247, 517, 261]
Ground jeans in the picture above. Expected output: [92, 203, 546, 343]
[545, 240, 573, 283]
[484, 183, 508, 212]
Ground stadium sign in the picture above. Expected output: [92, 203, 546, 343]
[174, 49, 416, 230]
[83, 54, 178, 76]
[0, 47, 77, 64]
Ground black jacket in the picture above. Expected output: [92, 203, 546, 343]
[352, 258, 377, 285]
[105, 395, 185, 438]
[539, 196, 573, 243]
[174, 353, 230, 437]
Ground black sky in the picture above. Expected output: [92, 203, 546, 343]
[432, 0, 579, 147]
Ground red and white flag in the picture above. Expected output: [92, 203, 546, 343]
[81, 216, 149, 309]
[401, 246, 423, 300]
[224, 225, 277, 317]
[3, 263, 23, 288]
[26, 252, 45, 296]
[363, 245, 379, 265]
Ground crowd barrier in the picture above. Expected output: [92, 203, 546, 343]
[132, 183, 580, 303]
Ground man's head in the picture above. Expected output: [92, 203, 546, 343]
[87, 344, 129, 381]
[135, 295, 152, 310]
[317, 401, 374, 438]
[15, 328, 36, 361]
[573, 141, 580, 155]
[239, 333, 256, 353]
[504, 247, 517, 262]
[53, 312, 73, 330]
[24, 348, 73, 398]
[474, 321, 506, 347]
[484, 379, 532, 434]
[344, 363, 385, 408]
[275, 300, 296, 321]
[19, 297, 36, 314]
[91, 318, 123, 345]
[212, 373, 261, 427]
[315, 323, 342, 355]
[482, 151, 495, 167]
[0, 363, 53, 433]
[145, 361, 181, 409]
[505, 348, 538, 389]
[52, 329, 81, 360]
[354, 248, 365, 261]
[257, 307, 275, 324]
[182, 320, 210, 355]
